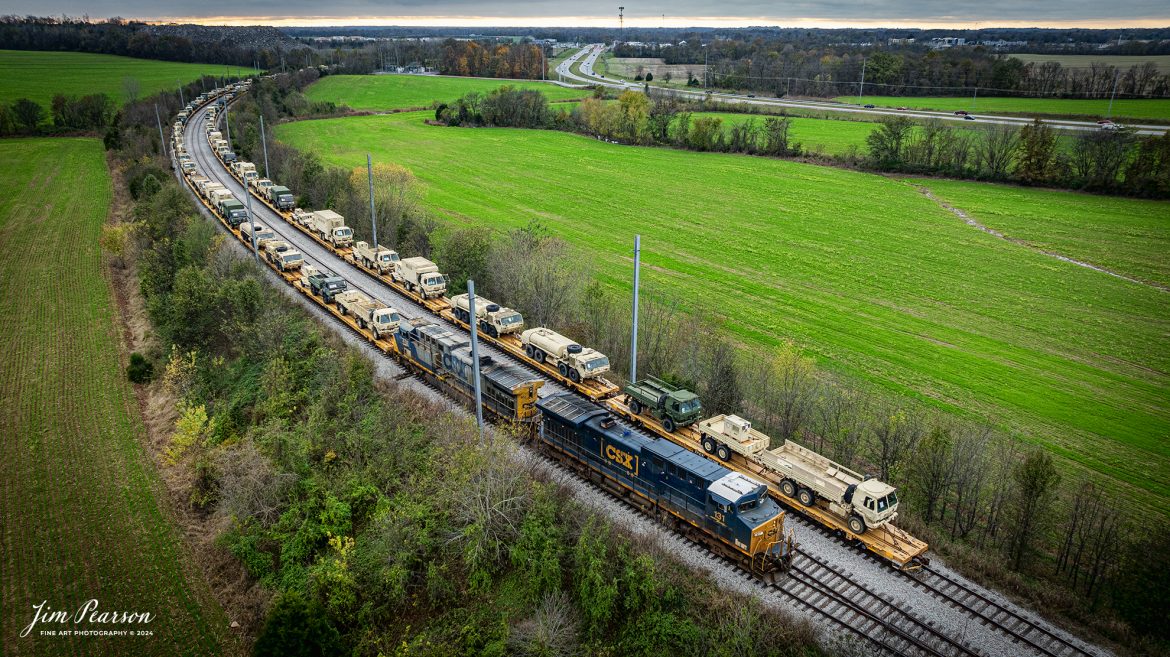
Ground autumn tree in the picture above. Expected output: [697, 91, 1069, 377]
[1016, 118, 1057, 184]
[1004, 449, 1061, 571]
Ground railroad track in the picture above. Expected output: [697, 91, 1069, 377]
[180, 94, 1100, 657]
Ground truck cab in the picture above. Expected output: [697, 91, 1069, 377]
[624, 377, 702, 432]
[308, 273, 348, 303]
[847, 479, 899, 533]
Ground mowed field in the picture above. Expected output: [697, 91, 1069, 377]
[1008, 53, 1170, 75]
[304, 74, 591, 111]
[0, 50, 252, 109]
[0, 139, 232, 655]
[836, 95, 1170, 121]
[277, 109, 1170, 513]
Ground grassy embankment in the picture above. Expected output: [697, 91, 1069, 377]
[304, 74, 590, 112]
[836, 95, 1170, 121]
[276, 107, 1170, 515]
[0, 49, 254, 109]
[0, 138, 234, 656]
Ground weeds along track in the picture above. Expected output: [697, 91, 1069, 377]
[180, 95, 1102, 657]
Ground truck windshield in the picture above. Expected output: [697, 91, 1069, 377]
[379, 254, 393, 263]
[584, 357, 609, 372]
[283, 254, 302, 264]
[500, 314, 523, 326]
[376, 312, 398, 324]
[677, 399, 700, 413]
[877, 492, 897, 513]
[425, 275, 445, 287]
[336, 228, 353, 238]
[326, 281, 345, 291]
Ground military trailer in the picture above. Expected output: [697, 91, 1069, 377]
[352, 241, 400, 274]
[239, 222, 276, 247]
[520, 328, 609, 382]
[311, 210, 354, 248]
[396, 257, 447, 299]
[450, 293, 524, 337]
[263, 240, 304, 271]
[334, 290, 401, 338]
[265, 185, 295, 210]
[623, 377, 702, 433]
[696, 414, 899, 534]
[307, 271, 348, 303]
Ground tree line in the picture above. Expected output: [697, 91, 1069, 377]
[439, 39, 547, 79]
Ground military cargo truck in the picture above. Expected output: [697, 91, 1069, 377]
[450, 293, 524, 337]
[263, 240, 304, 271]
[232, 161, 257, 182]
[240, 222, 276, 247]
[265, 185, 295, 210]
[200, 181, 226, 200]
[396, 257, 447, 299]
[292, 208, 314, 227]
[696, 414, 899, 534]
[311, 210, 354, 248]
[352, 241, 399, 274]
[251, 177, 273, 193]
[307, 271, 348, 303]
[623, 377, 702, 433]
[520, 328, 609, 382]
[219, 199, 248, 227]
[335, 290, 402, 338]
[208, 188, 234, 208]
[208, 130, 222, 142]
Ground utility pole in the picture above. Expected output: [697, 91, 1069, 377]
[153, 104, 166, 157]
[367, 154, 378, 249]
[630, 235, 641, 382]
[259, 114, 270, 179]
[1107, 68, 1120, 118]
[177, 80, 185, 107]
[467, 279, 485, 440]
[858, 57, 866, 103]
[244, 182, 260, 264]
[224, 103, 231, 149]
[618, 6, 624, 43]
[973, 86, 978, 111]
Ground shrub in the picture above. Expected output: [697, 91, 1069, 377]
[126, 352, 154, 383]
[253, 591, 343, 657]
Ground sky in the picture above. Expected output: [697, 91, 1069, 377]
[3, 0, 1168, 28]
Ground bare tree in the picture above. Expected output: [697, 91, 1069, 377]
[488, 221, 588, 329]
[122, 76, 140, 103]
[978, 124, 1020, 179]
[948, 426, 991, 540]
[908, 423, 955, 523]
[1057, 481, 1125, 601]
[508, 591, 580, 657]
[866, 400, 924, 482]
[214, 439, 294, 526]
[1005, 449, 1061, 571]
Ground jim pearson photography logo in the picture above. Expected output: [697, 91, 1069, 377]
[20, 600, 154, 638]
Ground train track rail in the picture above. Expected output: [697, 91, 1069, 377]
[179, 92, 1104, 657]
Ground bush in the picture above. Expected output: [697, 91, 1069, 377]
[253, 591, 343, 657]
[126, 352, 154, 384]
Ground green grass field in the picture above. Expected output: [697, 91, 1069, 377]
[1008, 53, 1170, 75]
[685, 112, 880, 155]
[0, 50, 253, 110]
[0, 138, 233, 656]
[304, 74, 591, 111]
[835, 95, 1170, 121]
[277, 111, 1170, 513]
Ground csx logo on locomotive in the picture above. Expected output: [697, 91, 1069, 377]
[604, 442, 638, 475]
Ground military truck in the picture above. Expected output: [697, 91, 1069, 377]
[200, 181, 226, 201]
[622, 377, 702, 433]
[232, 161, 257, 182]
[520, 328, 610, 383]
[208, 188, 234, 209]
[695, 414, 899, 534]
[292, 208, 314, 227]
[450, 293, 524, 337]
[396, 257, 447, 299]
[352, 241, 400, 274]
[263, 240, 304, 271]
[311, 210, 354, 248]
[265, 185, 295, 210]
[221, 150, 238, 164]
[208, 130, 222, 142]
[239, 222, 276, 247]
[307, 271, 348, 303]
[335, 290, 401, 338]
[251, 178, 274, 194]
[219, 199, 249, 227]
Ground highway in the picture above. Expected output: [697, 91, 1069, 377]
[556, 44, 1167, 136]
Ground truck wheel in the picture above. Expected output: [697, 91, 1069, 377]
[701, 436, 716, 454]
[780, 479, 796, 498]
[716, 444, 731, 461]
[569, 369, 580, 383]
[488, 325, 499, 338]
[848, 515, 867, 534]
[373, 327, 381, 340]
[558, 363, 569, 378]
[525, 344, 535, 359]
[797, 488, 815, 507]
[663, 417, 677, 433]
[628, 399, 642, 415]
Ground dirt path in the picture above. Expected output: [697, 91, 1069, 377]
[912, 183, 1168, 293]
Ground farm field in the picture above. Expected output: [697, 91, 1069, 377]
[0, 49, 253, 109]
[277, 111, 1170, 513]
[683, 111, 881, 155]
[606, 56, 705, 87]
[0, 139, 233, 656]
[1008, 53, 1170, 75]
[835, 95, 1170, 121]
[911, 179, 1170, 288]
[304, 74, 591, 111]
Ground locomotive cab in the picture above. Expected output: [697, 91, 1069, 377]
[707, 472, 787, 561]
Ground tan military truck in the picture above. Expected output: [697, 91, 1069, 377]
[352, 241, 400, 274]
[696, 414, 900, 534]
[335, 290, 402, 339]
[263, 240, 304, 271]
[396, 257, 447, 299]
[208, 130, 222, 142]
[520, 328, 610, 382]
[292, 208, 315, 227]
[311, 210, 354, 248]
[199, 181, 226, 200]
[450, 293, 524, 337]
[251, 177, 274, 195]
[232, 161, 257, 182]
[240, 222, 277, 247]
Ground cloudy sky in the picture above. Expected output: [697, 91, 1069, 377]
[3, 0, 1167, 27]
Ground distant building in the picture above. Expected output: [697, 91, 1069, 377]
[888, 37, 916, 46]
[930, 37, 967, 49]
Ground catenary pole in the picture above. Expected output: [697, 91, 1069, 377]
[177, 80, 185, 107]
[154, 104, 166, 156]
[259, 114, 270, 179]
[1107, 69, 1120, 118]
[858, 57, 866, 103]
[631, 235, 641, 383]
[367, 154, 378, 249]
[244, 179, 260, 264]
[467, 280, 485, 440]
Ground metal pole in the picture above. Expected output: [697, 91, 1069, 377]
[177, 81, 185, 107]
[1107, 69, 1120, 118]
[367, 154, 378, 249]
[224, 103, 231, 148]
[244, 182, 260, 264]
[973, 86, 978, 111]
[630, 235, 640, 382]
[259, 114, 270, 179]
[467, 279, 485, 439]
[153, 104, 166, 157]
[858, 57, 866, 103]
